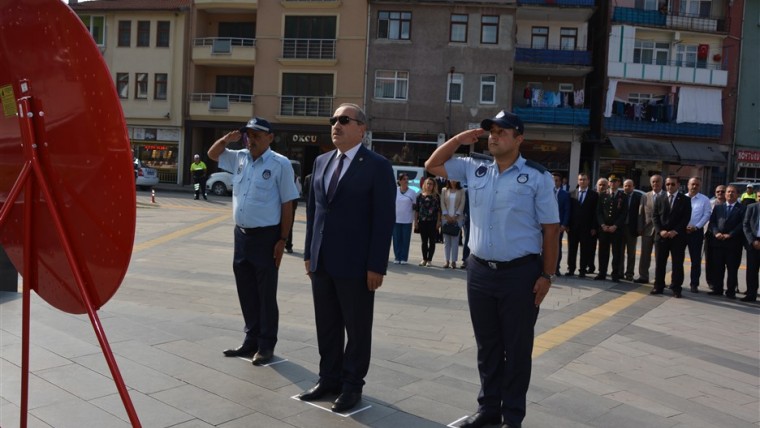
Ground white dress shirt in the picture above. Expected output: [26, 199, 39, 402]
[688, 193, 711, 229]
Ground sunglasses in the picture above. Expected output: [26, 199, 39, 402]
[329, 115, 363, 126]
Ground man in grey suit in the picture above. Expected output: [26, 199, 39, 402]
[635, 174, 663, 284]
[299, 103, 396, 413]
[742, 201, 759, 302]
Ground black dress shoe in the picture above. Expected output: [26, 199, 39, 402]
[673, 290, 682, 298]
[649, 289, 663, 295]
[565, 271, 574, 277]
[252, 349, 273, 366]
[725, 293, 736, 300]
[593, 274, 606, 281]
[625, 275, 634, 281]
[611, 277, 621, 283]
[634, 278, 649, 284]
[331, 392, 362, 413]
[297, 383, 341, 401]
[707, 290, 723, 296]
[578, 271, 586, 278]
[223, 343, 256, 357]
[690, 285, 699, 293]
[459, 411, 501, 428]
[740, 295, 757, 302]
[285, 247, 293, 254]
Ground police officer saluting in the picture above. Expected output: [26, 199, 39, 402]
[208, 117, 300, 365]
[426, 110, 559, 428]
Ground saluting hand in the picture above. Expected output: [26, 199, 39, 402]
[455, 128, 486, 145]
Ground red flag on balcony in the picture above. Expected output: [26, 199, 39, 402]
[698, 44, 709, 59]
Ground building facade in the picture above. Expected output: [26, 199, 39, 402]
[734, 0, 759, 182]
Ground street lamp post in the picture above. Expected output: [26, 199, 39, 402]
[448, 66, 455, 138]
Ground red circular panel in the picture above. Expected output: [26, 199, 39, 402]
[0, 0, 136, 314]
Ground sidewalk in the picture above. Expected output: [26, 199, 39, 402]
[0, 193, 757, 427]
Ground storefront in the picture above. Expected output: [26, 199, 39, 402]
[271, 125, 332, 179]
[369, 132, 444, 168]
[736, 149, 760, 181]
[130, 126, 181, 184]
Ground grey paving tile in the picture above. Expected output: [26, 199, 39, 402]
[536, 387, 622, 424]
[72, 352, 186, 395]
[149, 384, 253, 425]
[30, 398, 131, 428]
[586, 401, 680, 428]
[219, 411, 298, 428]
[391, 394, 471, 426]
[34, 362, 118, 401]
[90, 390, 194, 428]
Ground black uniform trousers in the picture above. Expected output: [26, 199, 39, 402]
[310, 263, 375, 393]
[654, 235, 687, 292]
[567, 229, 595, 274]
[707, 239, 743, 295]
[597, 229, 623, 279]
[466, 254, 540, 427]
[746, 246, 760, 300]
[685, 229, 705, 287]
[233, 225, 280, 352]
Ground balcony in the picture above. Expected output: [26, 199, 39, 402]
[517, 0, 594, 5]
[604, 116, 722, 138]
[282, 0, 341, 8]
[195, 0, 257, 10]
[608, 60, 727, 87]
[189, 93, 253, 120]
[279, 96, 333, 118]
[280, 38, 336, 64]
[514, 46, 592, 77]
[192, 38, 256, 66]
[612, 6, 728, 33]
[514, 107, 589, 127]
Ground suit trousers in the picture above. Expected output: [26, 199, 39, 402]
[597, 229, 622, 279]
[466, 255, 539, 427]
[568, 230, 595, 273]
[621, 228, 638, 278]
[654, 235, 687, 292]
[233, 226, 280, 351]
[638, 234, 656, 281]
[310, 267, 375, 393]
[746, 246, 760, 299]
[708, 241, 743, 295]
[685, 229, 705, 287]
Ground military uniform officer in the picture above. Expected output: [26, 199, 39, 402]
[595, 175, 626, 282]
[426, 110, 559, 428]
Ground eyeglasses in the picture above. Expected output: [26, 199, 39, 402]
[329, 115, 363, 126]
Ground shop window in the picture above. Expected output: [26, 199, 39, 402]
[450, 14, 468, 43]
[117, 73, 129, 99]
[447, 73, 463, 103]
[137, 21, 150, 47]
[480, 16, 498, 44]
[118, 21, 131, 47]
[480, 74, 496, 104]
[154, 73, 167, 100]
[156, 21, 170, 47]
[375, 70, 408, 100]
[135, 73, 148, 99]
[378, 11, 411, 40]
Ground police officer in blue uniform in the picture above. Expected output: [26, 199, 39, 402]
[208, 117, 300, 365]
[426, 110, 559, 428]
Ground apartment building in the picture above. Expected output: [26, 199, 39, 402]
[186, 0, 368, 180]
[602, 0, 741, 189]
[71, 0, 191, 185]
[734, 0, 759, 182]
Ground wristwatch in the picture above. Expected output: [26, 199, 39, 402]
[540, 272, 555, 282]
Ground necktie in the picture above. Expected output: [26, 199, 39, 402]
[327, 153, 346, 201]
[579, 190, 585, 204]
[669, 194, 674, 209]
[726, 204, 732, 217]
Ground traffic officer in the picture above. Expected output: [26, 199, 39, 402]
[426, 110, 559, 428]
[208, 117, 300, 366]
[595, 174, 626, 282]
[190, 154, 207, 200]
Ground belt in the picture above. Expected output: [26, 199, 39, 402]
[472, 254, 538, 270]
[237, 225, 277, 234]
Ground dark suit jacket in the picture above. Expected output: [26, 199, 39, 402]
[708, 202, 746, 248]
[653, 192, 691, 240]
[569, 188, 598, 232]
[622, 191, 642, 235]
[744, 202, 760, 250]
[305, 145, 396, 278]
[597, 190, 626, 228]
[556, 188, 570, 228]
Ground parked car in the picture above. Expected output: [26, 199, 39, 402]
[134, 158, 159, 190]
[207, 160, 301, 196]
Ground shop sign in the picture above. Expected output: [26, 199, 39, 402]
[143, 144, 170, 151]
[737, 150, 760, 164]
[537, 144, 557, 152]
[292, 134, 319, 144]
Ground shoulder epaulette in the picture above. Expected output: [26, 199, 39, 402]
[525, 159, 548, 174]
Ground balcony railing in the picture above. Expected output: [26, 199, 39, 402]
[193, 37, 256, 51]
[282, 38, 336, 60]
[517, 0, 594, 6]
[190, 93, 253, 111]
[280, 96, 333, 117]
[604, 116, 722, 138]
[514, 107, 589, 126]
[608, 61, 728, 86]
[612, 6, 728, 33]
[515, 46, 592, 66]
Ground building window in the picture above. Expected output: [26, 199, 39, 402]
[281, 73, 334, 117]
[634, 40, 669, 65]
[480, 16, 498, 44]
[450, 14, 468, 43]
[116, 73, 129, 99]
[215, 75, 253, 96]
[447, 73, 463, 103]
[628, 93, 654, 104]
[81, 15, 105, 46]
[642, 0, 658, 10]
[156, 21, 170, 47]
[283, 16, 337, 59]
[675, 44, 706, 68]
[560, 28, 577, 50]
[154, 74, 167, 100]
[118, 21, 131, 47]
[531, 27, 548, 49]
[137, 21, 150, 47]
[378, 11, 411, 40]
[480, 74, 496, 104]
[374, 70, 408, 100]
[135, 73, 148, 99]
[686, 0, 712, 18]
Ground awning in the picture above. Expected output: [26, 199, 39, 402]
[671, 142, 727, 167]
[608, 136, 679, 162]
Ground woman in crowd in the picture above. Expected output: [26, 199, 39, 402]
[440, 179, 465, 268]
[393, 173, 418, 264]
[414, 177, 441, 267]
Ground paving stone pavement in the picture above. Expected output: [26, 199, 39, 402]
[1, 191, 757, 427]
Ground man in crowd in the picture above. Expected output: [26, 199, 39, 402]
[740, 184, 757, 205]
[706, 186, 746, 299]
[684, 177, 712, 292]
[620, 179, 641, 281]
[567, 173, 598, 278]
[209, 117, 300, 365]
[705, 185, 727, 289]
[742, 199, 760, 302]
[595, 175, 626, 282]
[652, 176, 691, 298]
[635, 174, 663, 284]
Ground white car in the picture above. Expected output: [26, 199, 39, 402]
[206, 170, 233, 196]
[134, 158, 159, 190]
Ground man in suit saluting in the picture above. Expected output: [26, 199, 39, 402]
[652, 176, 692, 298]
[706, 185, 746, 299]
[299, 103, 396, 413]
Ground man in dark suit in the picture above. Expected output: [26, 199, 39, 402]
[553, 172, 571, 276]
[299, 103, 396, 412]
[636, 175, 664, 284]
[743, 200, 760, 302]
[620, 179, 641, 281]
[595, 175, 626, 282]
[652, 176, 692, 298]
[706, 186, 746, 299]
[567, 173, 598, 277]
